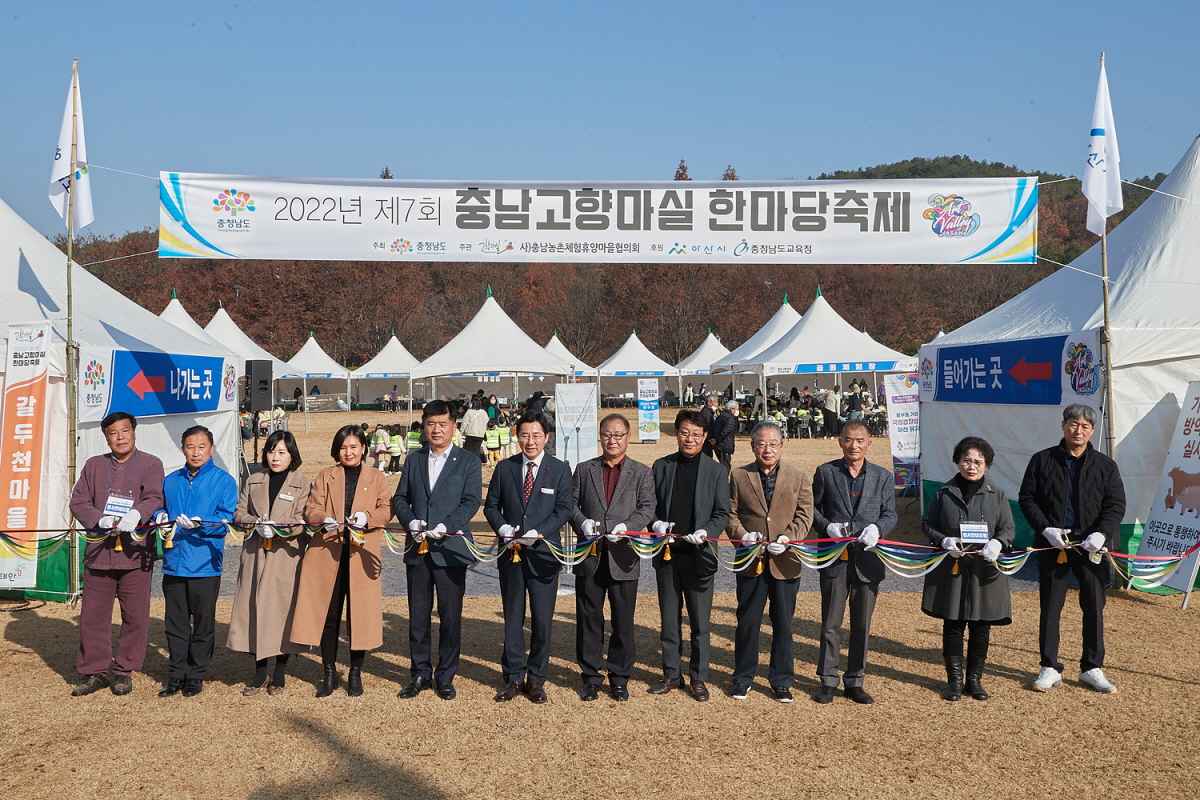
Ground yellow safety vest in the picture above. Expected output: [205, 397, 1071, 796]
[406, 431, 422, 450]
[388, 434, 404, 455]
[485, 427, 501, 449]
[497, 425, 511, 445]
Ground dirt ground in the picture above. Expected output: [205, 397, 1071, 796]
[3, 410, 1198, 799]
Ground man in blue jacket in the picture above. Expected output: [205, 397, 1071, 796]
[155, 425, 237, 698]
[484, 411, 573, 704]
[391, 400, 482, 701]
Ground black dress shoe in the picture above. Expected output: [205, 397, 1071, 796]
[527, 683, 548, 704]
[158, 680, 183, 698]
[580, 684, 600, 702]
[182, 680, 203, 697]
[771, 686, 795, 704]
[72, 674, 111, 697]
[844, 686, 874, 705]
[647, 680, 680, 695]
[346, 667, 363, 697]
[398, 676, 432, 699]
[436, 685, 456, 701]
[691, 681, 710, 702]
[316, 665, 340, 699]
[812, 685, 836, 704]
[494, 682, 520, 702]
[110, 675, 133, 696]
[610, 683, 630, 702]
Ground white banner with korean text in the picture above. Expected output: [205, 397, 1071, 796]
[159, 173, 1038, 264]
[884, 372, 920, 494]
[554, 383, 599, 473]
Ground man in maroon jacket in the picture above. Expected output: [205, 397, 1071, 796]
[68, 412, 165, 697]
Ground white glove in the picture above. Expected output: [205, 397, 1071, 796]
[498, 523, 516, 542]
[740, 531, 762, 546]
[858, 524, 880, 550]
[581, 519, 600, 539]
[520, 529, 540, 544]
[256, 521, 275, 539]
[827, 522, 850, 537]
[767, 535, 788, 555]
[1082, 532, 1106, 553]
[942, 537, 964, 558]
[322, 516, 339, 532]
[408, 519, 426, 533]
[1041, 527, 1069, 549]
[348, 511, 368, 529]
[175, 514, 199, 530]
[606, 522, 626, 543]
[117, 509, 141, 533]
[154, 511, 169, 526]
[427, 523, 447, 540]
[981, 539, 1002, 562]
[685, 530, 707, 546]
[651, 520, 670, 535]
[97, 515, 119, 530]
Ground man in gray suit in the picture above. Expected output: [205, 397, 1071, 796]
[391, 400, 483, 701]
[570, 413, 656, 702]
[649, 409, 731, 702]
[810, 419, 897, 705]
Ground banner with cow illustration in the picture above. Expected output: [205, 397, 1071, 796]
[158, 172, 1038, 264]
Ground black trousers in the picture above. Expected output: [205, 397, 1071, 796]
[717, 450, 732, 471]
[321, 538, 365, 669]
[162, 575, 221, 683]
[498, 557, 558, 684]
[733, 571, 800, 689]
[942, 619, 991, 663]
[406, 557, 466, 687]
[1038, 550, 1107, 672]
[654, 561, 715, 684]
[576, 556, 637, 687]
[817, 565, 879, 688]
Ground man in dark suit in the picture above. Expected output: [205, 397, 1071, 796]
[698, 394, 719, 457]
[810, 419, 897, 705]
[709, 400, 739, 470]
[649, 409, 730, 702]
[391, 400, 482, 701]
[484, 412, 574, 704]
[570, 413, 656, 702]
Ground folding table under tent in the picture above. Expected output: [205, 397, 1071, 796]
[544, 333, 597, 379]
[351, 335, 419, 407]
[597, 331, 678, 407]
[281, 334, 351, 412]
[710, 294, 801, 398]
[675, 330, 730, 402]
[919, 135, 1200, 552]
[0, 198, 242, 601]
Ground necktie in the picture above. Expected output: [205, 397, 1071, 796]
[522, 461, 535, 504]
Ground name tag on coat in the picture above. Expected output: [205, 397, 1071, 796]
[278, 493, 295, 502]
[540, 487, 555, 495]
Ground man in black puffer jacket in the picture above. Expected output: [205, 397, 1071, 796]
[1018, 404, 1125, 695]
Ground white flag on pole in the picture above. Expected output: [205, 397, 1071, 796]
[48, 66, 94, 229]
[1082, 54, 1122, 237]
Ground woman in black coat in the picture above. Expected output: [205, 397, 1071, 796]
[922, 436, 1015, 701]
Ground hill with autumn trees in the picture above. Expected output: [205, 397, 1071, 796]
[67, 156, 1164, 370]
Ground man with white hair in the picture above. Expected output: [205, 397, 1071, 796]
[1019, 404, 1125, 694]
[709, 400, 739, 471]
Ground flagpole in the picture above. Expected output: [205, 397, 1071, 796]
[65, 58, 81, 598]
[1097, 51, 1118, 461]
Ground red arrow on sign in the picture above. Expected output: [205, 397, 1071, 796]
[127, 371, 166, 400]
[1008, 358, 1053, 386]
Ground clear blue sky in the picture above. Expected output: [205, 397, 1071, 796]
[1, 0, 1196, 237]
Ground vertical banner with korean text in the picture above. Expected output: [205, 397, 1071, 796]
[1136, 381, 1200, 593]
[637, 379, 661, 443]
[0, 323, 51, 590]
[884, 373, 920, 495]
[554, 383, 599, 472]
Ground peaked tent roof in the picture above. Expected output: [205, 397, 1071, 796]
[159, 294, 231, 354]
[598, 332, 678, 377]
[711, 295, 801, 373]
[937, 135, 1200, 368]
[676, 331, 731, 375]
[412, 295, 569, 379]
[544, 333, 597, 377]
[352, 335, 419, 378]
[0, 197, 226, 369]
[739, 292, 915, 374]
[285, 335, 350, 379]
[204, 306, 288, 373]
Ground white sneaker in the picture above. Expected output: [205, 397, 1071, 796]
[1080, 668, 1117, 694]
[1033, 666, 1062, 692]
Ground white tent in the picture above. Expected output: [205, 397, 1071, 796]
[285, 334, 350, 380]
[204, 305, 287, 374]
[351, 335, 419, 406]
[711, 294, 801, 374]
[159, 292, 231, 355]
[677, 331, 730, 376]
[0, 197, 241, 597]
[545, 333, 597, 378]
[920, 136, 1200, 550]
[598, 332, 678, 377]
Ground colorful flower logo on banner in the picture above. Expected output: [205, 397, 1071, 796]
[222, 364, 236, 403]
[212, 188, 256, 216]
[389, 238, 413, 254]
[1064, 341, 1100, 395]
[83, 359, 105, 388]
[923, 194, 981, 238]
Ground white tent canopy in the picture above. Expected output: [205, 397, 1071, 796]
[285, 334, 350, 379]
[352, 335, 419, 379]
[159, 292, 232, 356]
[738, 290, 916, 375]
[544, 333, 597, 377]
[204, 305, 287, 374]
[711, 295, 801, 373]
[413, 290, 569, 380]
[598, 331, 678, 377]
[676, 331, 730, 376]
[921, 135, 1200, 547]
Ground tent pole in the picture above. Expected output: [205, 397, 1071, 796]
[1099, 228, 1117, 459]
[408, 376, 413, 423]
[65, 59, 81, 598]
[303, 376, 309, 433]
[677, 373, 683, 408]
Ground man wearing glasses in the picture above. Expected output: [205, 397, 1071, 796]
[569, 414, 656, 701]
[1019, 404, 1125, 694]
[726, 420, 813, 703]
[648, 410, 730, 701]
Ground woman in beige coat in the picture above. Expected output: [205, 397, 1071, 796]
[227, 431, 311, 695]
[291, 425, 391, 697]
